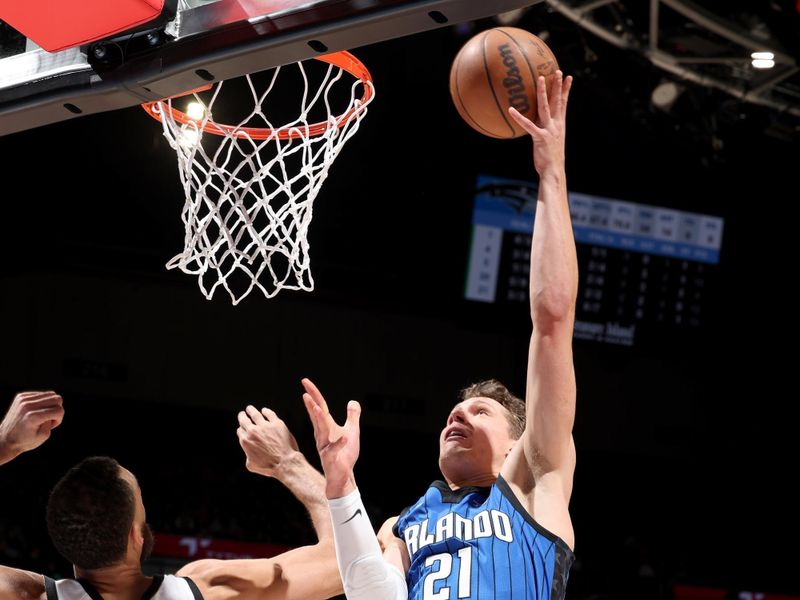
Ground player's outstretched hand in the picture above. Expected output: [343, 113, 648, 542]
[302, 378, 360, 499]
[509, 70, 572, 177]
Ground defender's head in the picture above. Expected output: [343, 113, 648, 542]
[439, 380, 525, 486]
[46, 456, 154, 570]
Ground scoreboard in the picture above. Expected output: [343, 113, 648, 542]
[465, 175, 724, 346]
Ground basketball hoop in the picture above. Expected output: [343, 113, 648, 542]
[142, 51, 375, 304]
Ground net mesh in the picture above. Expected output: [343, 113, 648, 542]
[149, 56, 373, 304]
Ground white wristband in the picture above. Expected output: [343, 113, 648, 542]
[328, 489, 407, 600]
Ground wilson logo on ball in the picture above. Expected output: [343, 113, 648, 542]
[499, 44, 530, 114]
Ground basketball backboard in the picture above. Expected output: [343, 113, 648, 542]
[0, 0, 542, 136]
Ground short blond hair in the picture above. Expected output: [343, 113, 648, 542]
[459, 379, 525, 439]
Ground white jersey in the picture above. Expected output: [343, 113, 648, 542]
[44, 574, 203, 600]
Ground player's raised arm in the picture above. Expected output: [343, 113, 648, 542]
[177, 403, 342, 600]
[303, 379, 408, 600]
[0, 391, 64, 598]
[503, 71, 578, 533]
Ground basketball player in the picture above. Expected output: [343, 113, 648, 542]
[304, 70, 577, 599]
[0, 390, 344, 600]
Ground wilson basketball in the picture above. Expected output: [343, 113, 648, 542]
[449, 27, 559, 139]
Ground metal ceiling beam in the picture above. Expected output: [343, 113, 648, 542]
[545, 0, 800, 118]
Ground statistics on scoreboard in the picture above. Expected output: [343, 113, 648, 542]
[465, 175, 724, 346]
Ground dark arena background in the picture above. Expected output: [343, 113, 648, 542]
[1, 1, 798, 599]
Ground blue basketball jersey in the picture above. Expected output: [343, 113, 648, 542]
[393, 475, 574, 600]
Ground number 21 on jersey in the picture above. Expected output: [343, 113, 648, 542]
[423, 547, 473, 599]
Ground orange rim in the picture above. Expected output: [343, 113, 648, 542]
[141, 51, 374, 140]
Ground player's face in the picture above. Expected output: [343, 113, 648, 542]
[438, 397, 516, 485]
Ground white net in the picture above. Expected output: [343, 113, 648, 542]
[148, 54, 374, 304]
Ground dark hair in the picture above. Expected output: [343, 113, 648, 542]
[46, 456, 135, 569]
[460, 379, 526, 439]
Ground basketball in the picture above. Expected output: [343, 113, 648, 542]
[449, 27, 559, 139]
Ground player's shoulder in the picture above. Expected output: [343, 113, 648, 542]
[0, 566, 47, 600]
[176, 558, 224, 581]
[175, 560, 227, 599]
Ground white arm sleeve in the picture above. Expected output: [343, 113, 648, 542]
[328, 488, 408, 600]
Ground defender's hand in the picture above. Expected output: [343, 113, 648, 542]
[238, 405, 300, 478]
[0, 391, 64, 463]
